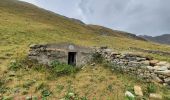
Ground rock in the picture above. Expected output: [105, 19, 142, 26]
[100, 46, 108, 49]
[155, 70, 170, 77]
[156, 66, 168, 71]
[68, 92, 75, 98]
[164, 77, 170, 84]
[146, 66, 156, 71]
[111, 52, 120, 55]
[25, 96, 32, 100]
[134, 85, 143, 96]
[153, 76, 163, 83]
[8, 71, 16, 77]
[91, 63, 95, 66]
[156, 61, 168, 66]
[146, 56, 153, 60]
[136, 57, 146, 62]
[125, 91, 135, 98]
[150, 60, 159, 66]
[141, 61, 150, 66]
[158, 74, 166, 79]
[149, 93, 162, 100]
[29, 44, 40, 49]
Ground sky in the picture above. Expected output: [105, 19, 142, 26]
[20, 0, 170, 36]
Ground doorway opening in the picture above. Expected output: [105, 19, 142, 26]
[68, 52, 76, 66]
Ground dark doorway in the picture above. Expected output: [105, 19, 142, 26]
[68, 52, 76, 66]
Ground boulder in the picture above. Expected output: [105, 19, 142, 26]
[125, 91, 135, 98]
[155, 70, 170, 77]
[149, 93, 162, 100]
[156, 61, 168, 66]
[134, 85, 143, 96]
[156, 66, 168, 71]
[150, 60, 159, 66]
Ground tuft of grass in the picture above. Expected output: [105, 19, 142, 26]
[56, 84, 64, 93]
[8, 60, 22, 71]
[22, 80, 36, 89]
[147, 83, 157, 94]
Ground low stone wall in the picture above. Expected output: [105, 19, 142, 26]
[95, 47, 170, 86]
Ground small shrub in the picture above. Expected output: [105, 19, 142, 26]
[56, 85, 64, 93]
[2, 96, 13, 100]
[50, 60, 78, 76]
[9, 60, 22, 71]
[41, 89, 51, 97]
[81, 97, 88, 100]
[35, 83, 47, 92]
[32, 96, 38, 100]
[125, 85, 135, 94]
[164, 95, 170, 100]
[22, 89, 28, 95]
[147, 83, 157, 93]
[63, 92, 88, 100]
[23, 80, 36, 89]
[107, 84, 114, 92]
[33, 64, 47, 72]
[0, 87, 9, 94]
[92, 52, 104, 63]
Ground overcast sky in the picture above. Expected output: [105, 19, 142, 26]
[20, 0, 170, 36]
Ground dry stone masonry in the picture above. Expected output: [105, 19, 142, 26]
[28, 43, 170, 86]
[95, 47, 170, 86]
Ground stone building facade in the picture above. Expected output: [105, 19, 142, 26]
[28, 43, 93, 67]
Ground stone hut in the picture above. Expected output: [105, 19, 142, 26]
[28, 43, 93, 67]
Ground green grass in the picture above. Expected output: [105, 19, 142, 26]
[0, 0, 170, 71]
[0, 0, 170, 99]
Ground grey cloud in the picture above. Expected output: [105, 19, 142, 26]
[20, 0, 170, 36]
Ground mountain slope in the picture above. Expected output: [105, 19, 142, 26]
[140, 34, 170, 45]
[0, 0, 170, 70]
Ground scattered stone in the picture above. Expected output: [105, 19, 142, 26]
[150, 60, 159, 66]
[90, 63, 95, 66]
[25, 96, 32, 100]
[8, 71, 16, 77]
[149, 93, 162, 100]
[134, 85, 143, 96]
[125, 91, 135, 98]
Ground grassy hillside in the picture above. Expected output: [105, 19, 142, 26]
[0, 0, 170, 99]
[1, 0, 170, 69]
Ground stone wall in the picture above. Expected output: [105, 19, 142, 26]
[95, 47, 170, 86]
[28, 44, 92, 67]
